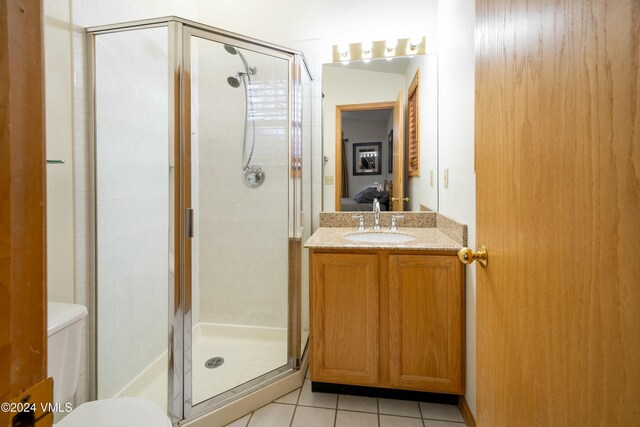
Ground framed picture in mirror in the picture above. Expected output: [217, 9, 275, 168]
[353, 142, 382, 175]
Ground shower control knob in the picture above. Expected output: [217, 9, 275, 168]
[244, 166, 265, 188]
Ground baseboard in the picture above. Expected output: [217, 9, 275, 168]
[311, 382, 459, 404]
[458, 395, 476, 427]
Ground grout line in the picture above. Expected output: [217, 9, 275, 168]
[298, 405, 384, 415]
[289, 386, 303, 427]
[377, 397, 380, 427]
[245, 411, 253, 427]
[418, 401, 426, 427]
[289, 405, 297, 427]
[423, 417, 466, 423]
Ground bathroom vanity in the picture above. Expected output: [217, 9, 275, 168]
[305, 212, 466, 396]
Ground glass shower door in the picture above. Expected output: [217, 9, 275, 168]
[94, 26, 170, 411]
[184, 30, 293, 412]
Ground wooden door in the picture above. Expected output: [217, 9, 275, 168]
[388, 255, 464, 394]
[476, 0, 640, 425]
[391, 92, 405, 211]
[0, 0, 53, 425]
[311, 253, 379, 385]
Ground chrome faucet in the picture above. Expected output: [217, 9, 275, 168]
[372, 198, 381, 230]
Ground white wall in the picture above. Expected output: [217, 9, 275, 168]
[342, 115, 391, 198]
[44, 0, 75, 304]
[82, 0, 198, 27]
[323, 66, 405, 210]
[406, 55, 439, 211]
[438, 0, 476, 415]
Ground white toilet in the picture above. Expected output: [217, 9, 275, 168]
[48, 302, 172, 427]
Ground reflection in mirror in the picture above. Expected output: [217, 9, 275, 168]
[322, 55, 438, 212]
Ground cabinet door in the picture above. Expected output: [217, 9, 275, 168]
[311, 253, 379, 385]
[388, 255, 463, 393]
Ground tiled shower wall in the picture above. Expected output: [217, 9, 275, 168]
[193, 40, 289, 328]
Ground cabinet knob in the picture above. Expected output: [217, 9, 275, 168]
[457, 245, 488, 267]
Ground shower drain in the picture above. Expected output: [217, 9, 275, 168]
[205, 357, 225, 369]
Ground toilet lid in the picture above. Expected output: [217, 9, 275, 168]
[56, 397, 172, 427]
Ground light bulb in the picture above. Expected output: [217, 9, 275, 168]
[361, 41, 373, 54]
[409, 36, 423, 50]
[385, 39, 397, 51]
[338, 43, 349, 57]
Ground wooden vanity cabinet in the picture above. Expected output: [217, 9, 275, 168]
[310, 250, 465, 395]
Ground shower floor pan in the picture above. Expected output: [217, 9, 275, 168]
[115, 323, 288, 411]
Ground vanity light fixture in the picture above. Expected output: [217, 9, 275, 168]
[332, 37, 425, 63]
[338, 43, 350, 59]
[409, 36, 423, 50]
[361, 41, 373, 55]
[385, 39, 397, 52]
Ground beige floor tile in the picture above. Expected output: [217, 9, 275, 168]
[291, 406, 336, 427]
[297, 379, 338, 409]
[378, 398, 421, 418]
[338, 395, 378, 413]
[247, 403, 294, 427]
[335, 410, 379, 427]
[274, 388, 301, 405]
[380, 414, 425, 427]
[419, 403, 464, 422]
[225, 413, 250, 427]
[423, 420, 466, 427]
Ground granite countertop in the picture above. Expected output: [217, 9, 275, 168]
[304, 227, 463, 251]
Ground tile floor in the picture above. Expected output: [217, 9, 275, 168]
[225, 371, 466, 427]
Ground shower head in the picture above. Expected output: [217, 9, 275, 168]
[227, 74, 242, 88]
[224, 44, 238, 55]
[223, 44, 257, 76]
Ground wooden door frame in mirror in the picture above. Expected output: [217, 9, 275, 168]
[335, 101, 396, 211]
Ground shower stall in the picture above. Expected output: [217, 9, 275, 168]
[87, 17, 313, 424]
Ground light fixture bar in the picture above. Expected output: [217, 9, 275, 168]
[332, 37, 425, 63]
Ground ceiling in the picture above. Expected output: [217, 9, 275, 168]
[342, 108, 393, 122]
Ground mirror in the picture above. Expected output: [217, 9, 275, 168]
[322, 54, 438, 212]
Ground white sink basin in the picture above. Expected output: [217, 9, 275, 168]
[344, 232, 416, 244]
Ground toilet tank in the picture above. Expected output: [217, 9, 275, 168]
[47, 302, 88, 404]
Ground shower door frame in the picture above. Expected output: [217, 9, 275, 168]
[87, 16, 312, 426]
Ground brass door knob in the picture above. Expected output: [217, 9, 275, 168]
[457, 245, 488, 267]
[391, 197, 410, 202]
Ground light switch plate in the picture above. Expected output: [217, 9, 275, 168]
[444, 168, 449, 188]
[324, 175, 334, 185]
